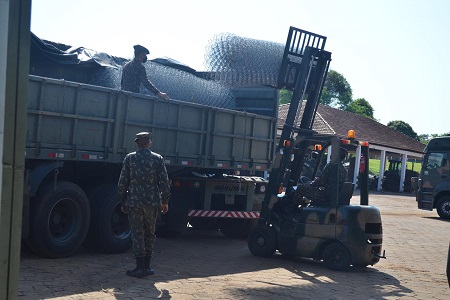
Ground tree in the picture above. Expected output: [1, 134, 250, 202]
[279, 89, 292, 104]
[320, 70, 353, 109]
[346, 98, 375, 119]
[387, 120, 419, 141]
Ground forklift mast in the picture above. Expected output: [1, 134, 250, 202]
[264, 27, 332, 206]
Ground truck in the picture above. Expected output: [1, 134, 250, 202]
[247, 27, 385, 271]
[23, 35, 278, 258]
[412, 136, 450, 220]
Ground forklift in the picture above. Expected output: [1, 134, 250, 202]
[247, 27, 386, 271]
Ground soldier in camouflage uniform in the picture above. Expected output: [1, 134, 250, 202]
[121, 44, 169, 99]
[301, 150, 319, 180]
[296, 148, 348, 206]
[118, 132, 170, 278]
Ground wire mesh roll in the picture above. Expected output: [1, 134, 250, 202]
[204, 33, 284, 88]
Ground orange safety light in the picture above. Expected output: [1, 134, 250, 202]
[347, 130, 356, 140]
[314, 144, 322, 151]
[283, 140, 291, 147]
[278, 186, 284, 194]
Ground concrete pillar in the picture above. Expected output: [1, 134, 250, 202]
[0, 0, 31, 299]
[327, 145, 331, 164]
[353, 145, 361, 185]
[378, 150, 386, 191]
[399, 154, 408, 193]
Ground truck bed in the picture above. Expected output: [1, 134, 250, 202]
[26, 75, 276, 171]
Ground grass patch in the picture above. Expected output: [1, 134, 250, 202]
[368, 159, 421, 176]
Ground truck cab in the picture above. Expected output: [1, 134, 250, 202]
[412, 136, 450, 219]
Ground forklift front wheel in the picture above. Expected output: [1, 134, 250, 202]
[247, 224, 277, 258]
[323, 242, 351, 271]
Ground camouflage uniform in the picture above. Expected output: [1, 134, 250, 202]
[121, 59, 161, 95]
[118, 137, 170, 258]
[301, 157, 317, 179]
[298, 162, 348, 205]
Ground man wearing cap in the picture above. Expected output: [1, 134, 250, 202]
[294, 148, 348, 207]
[118, 132, 170, 278]
[121, 45, 169, 99]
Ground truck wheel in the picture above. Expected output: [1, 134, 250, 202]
[437, 196, 450, 220]
[27, 181, 90, 258]
[219, 219, 257, 238]
[85, 185, 131, 253]
[247, 224, 277, 257]
[323, 242, 351, 271]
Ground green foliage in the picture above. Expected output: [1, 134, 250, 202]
[419, 132, 450, 145]
[320, 70, 353, 109]
[279, 89, 292, 104]
[368, 159, 421, 176]
[346, 98, 375, 119]
[387, 120, 420, 141]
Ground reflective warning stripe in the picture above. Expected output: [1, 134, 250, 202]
[188, 210, 260, 219]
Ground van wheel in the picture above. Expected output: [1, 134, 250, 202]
[27, 181, 90, 258]
[85, 185, 131, 253]
[323, 242, 351, 271]
[437, 196, 450, 220]
[247, 224, 277, 257]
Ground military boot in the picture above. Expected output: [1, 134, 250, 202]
[126, 257, 147, 278]
[144, 256, 155, 275]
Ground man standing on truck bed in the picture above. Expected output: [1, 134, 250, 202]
[118, 132, 170, 278]
[121, 44, 169, 99]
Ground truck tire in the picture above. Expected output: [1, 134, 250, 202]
[437, 196, 450, 220]
[27, 181, 90, 258]
[323, 242, 351, 271]
[247, 224, 277, 257]
[219, 218, 257, 238]
[85, 185, 131, 253]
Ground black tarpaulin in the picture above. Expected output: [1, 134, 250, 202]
[30, 32, 127, 69]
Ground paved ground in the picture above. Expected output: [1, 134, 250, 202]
[18, 191, 449, 300]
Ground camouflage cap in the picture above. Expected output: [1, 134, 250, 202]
[134, 131, 151, 142]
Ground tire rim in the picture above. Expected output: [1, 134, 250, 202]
[48, 198, 80, 243]
[442, 202, 450, 216]
[256, 235, 266, 246]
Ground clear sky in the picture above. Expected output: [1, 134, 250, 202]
[30, 0, 449, 136]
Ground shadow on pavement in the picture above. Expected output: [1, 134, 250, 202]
[19, 227, 412, 299]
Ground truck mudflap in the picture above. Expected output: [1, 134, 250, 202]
[188, 209, 260, 219]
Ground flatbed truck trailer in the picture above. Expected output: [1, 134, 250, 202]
[23, 74, 277, 258]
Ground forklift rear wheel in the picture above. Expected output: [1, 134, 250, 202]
[247, 224, 277, 257]
[323, 242, 351, 271]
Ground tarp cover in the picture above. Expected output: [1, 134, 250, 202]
[30, 32, 197, 73]
[30, 32, 127, 69]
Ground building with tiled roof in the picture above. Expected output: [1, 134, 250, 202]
[278, 103, 426, 192]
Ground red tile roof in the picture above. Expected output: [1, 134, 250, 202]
[278, 103, 425, 156]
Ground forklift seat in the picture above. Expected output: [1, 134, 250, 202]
[338, 182, 354, 205]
